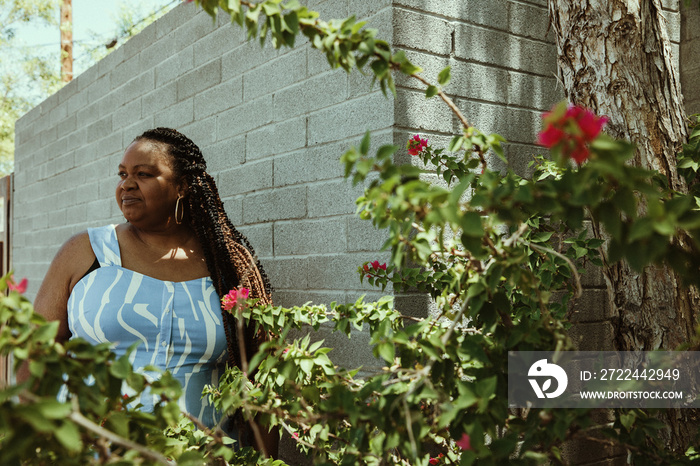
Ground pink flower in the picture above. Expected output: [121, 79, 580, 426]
[291, 432, 299, 440]
[407, 134, 428, 156]
[537, 104, 608, 164]
[221, 287, 250, 311]
[7, 275, 27, 294]
[455, 432, 471, 451]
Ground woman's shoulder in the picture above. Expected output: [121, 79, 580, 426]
[55, 230, 95, 268]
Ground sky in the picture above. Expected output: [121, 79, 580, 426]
[15, 0, 179, 77]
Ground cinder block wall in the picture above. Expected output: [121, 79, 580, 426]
[13, 0, 394, 309]
[12, 0, 564, 355]
[682, 2, 700, 114]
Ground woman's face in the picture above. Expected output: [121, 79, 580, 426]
[116, 140, 183, 229]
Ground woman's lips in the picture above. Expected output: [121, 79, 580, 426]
[121, 196, 140, 205]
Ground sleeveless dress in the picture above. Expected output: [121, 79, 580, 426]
[66, 224, 228, 428]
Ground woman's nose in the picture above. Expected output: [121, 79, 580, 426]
[121, 177, 137, 190]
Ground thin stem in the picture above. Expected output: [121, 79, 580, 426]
[19, 392, 172, 464]
[54, 396, 171, 465]
[403, 398, 418, 460]
[409, 73, 470, 129]
[527, 242, 583, 299]
[235, 306, 268, 458]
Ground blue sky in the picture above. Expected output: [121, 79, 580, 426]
[16, 0, 179, 76]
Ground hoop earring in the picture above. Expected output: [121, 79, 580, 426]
[175, 195, 184, 225]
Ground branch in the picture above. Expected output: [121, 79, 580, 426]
[527, 242, 583, 299]
[18, 391, 172, 463]
[68, 408, 173, 465]
[409, 73, 470, 129]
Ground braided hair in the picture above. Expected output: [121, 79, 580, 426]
[132, 127, 272, 369]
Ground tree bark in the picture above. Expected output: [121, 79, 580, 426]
[549, 0, 700, 453]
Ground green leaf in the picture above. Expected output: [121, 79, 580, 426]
[460, 212, 483, 237]
[376, 341, 395, 363]
[448, 135, 465, 152]
[437, 66, 451, 87]
[300, 358, 314, 374]
[376, 144, 398, 161]
[620, 412, 636, 431]
[178, 451, 208, 465]
[459, 450, 477, 465]
[628, 218, 654, 242]
[109, 354, 132, 379]
[36, 400, 71, 420]
[54, 422, 82, 452]
[359, 131, 371, 155]
[425, 85, 439, 98]
[400, 60, 422, 75]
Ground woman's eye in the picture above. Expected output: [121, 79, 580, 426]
[138, 172, 152, 177]
[118, 172, 126, 178]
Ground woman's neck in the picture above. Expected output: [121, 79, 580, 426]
[126, 222, 197, 253]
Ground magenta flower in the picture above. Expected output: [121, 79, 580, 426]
[455, 432, 471, 450]
[291, 432, 299, 440]
[407, 134, 428, 156]
[7, 275, 27, 294]
[364, 261, 387, 278]
[221, 287, 250, 311]
[537, 104, 608, 164]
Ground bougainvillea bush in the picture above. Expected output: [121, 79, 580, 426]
[4, 1, 700, 464]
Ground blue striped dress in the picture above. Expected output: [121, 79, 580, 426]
[67, 224, 228, 428]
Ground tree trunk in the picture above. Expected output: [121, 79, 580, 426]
[548, 0, 700, 453]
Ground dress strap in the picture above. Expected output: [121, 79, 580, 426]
[87, 224, 122, 267]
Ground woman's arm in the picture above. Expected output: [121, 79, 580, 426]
[17, 232, 95, 383]
[34, 231, 95, 342]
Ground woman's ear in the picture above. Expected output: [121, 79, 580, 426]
[177, 180, 189, 198]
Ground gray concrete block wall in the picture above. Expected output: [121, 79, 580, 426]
[13, 1, 395, 310]
[392, 0, 563, 174]
[681, 3, 700, 115]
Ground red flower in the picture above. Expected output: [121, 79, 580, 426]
[7, 275, 27, 294]
[364, 261, 387, 278]
[455, 432, 471, 450]
[537, 104, 608, 164]
[407, 134, 428, 156]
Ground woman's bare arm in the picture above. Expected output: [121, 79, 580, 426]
[17, 232, 95, 383]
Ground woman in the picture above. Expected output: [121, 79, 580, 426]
[33, 127, 276, 454]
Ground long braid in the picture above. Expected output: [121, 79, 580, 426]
[133, 127, 272, 369]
